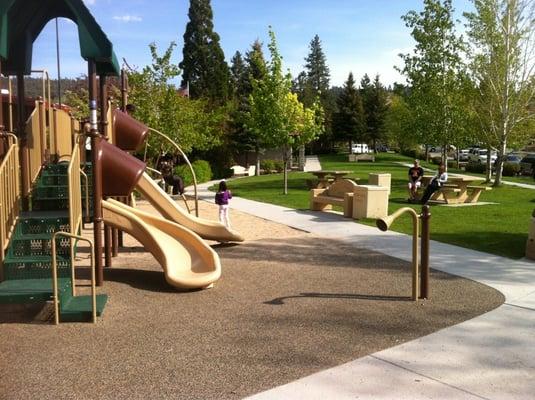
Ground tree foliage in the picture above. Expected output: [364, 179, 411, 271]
[179, 0, 230, 102]
[465, 0, 535, 185]
[246, 29, 323, 193]
[128, 42, 225, 161]
[361, 74, 389, 152]
[399, 0, 470, 164]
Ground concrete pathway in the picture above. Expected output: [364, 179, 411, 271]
[188, 180, 535, 400]
[304, 155, 322, 172]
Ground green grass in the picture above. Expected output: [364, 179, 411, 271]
[221, 153, 534, 259]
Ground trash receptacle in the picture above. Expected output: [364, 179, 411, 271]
[368, 173, 391, 195]
[353, 185, 389, 219]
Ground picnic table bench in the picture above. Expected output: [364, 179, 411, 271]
[308, 170, 355, 189]
[420, 176, 491, 204]
[310, 178, 359, 217]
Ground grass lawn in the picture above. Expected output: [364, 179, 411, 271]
[222, 153, 534, 259]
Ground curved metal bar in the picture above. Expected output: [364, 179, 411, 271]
[52, 232, 97, 325]
[376, 207, 420, 301]
[147, 127, 199, 217]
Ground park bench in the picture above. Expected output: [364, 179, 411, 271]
[231, 165, 256, 177]
[348, 153, 375, 162]
[310, 178, 359, 217]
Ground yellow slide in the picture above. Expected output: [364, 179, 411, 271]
[102, 199, 221, 289]
[136, 172, 244, 243]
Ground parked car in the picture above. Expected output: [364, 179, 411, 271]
[468, 149, 498, 164]
[351, 143, 369, 154]
[504, 154, 522, 165]
[457, 149, 470, 162]
[520, 154, 535, 175]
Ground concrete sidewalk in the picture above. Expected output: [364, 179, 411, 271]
[190, 181, 535, 400]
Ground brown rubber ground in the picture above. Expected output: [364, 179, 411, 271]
[0, 201, 504, 400]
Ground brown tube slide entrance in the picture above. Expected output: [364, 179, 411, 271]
[97, 139, 146, 197]
[112, 109, 149, 152]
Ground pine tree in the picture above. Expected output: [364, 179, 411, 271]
[179, 0, 230, 102]
[333, 72, 365, 152]
[228, 41, 268, 169]
[304, 34, 330, 97]
[230, 51, 246, 99]
[303, 34, 333, 151]
[361, 75, 389, 152]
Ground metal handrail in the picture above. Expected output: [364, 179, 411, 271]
[51, 232, 97, 325]
[80, 169, 90, 225]
[147, 127, 199, 217]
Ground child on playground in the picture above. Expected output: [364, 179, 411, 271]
[215, 180, 232, 228]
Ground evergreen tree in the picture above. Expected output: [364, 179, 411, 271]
[361, 75, 389, 152]
[230, 51, 247, 99]
[228, 41, 268, 170]
[304, 34, 330, 96]
[303, 34, 333, 151]
[333, 72, 366, 152]
[179, 0, 230, 102]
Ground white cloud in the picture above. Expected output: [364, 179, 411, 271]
[113, 15, 143, 23]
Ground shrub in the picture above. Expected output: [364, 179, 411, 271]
[447, 160, 457, 169]
[260, 159, 275, 173]
[502, 162, 520, 177]
[431, 156, 442, 165]
[273, 160, 284, 172]
[465, 161, 487, 174]
[174, 159, 212, 187]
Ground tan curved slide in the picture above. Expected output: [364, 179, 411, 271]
[136, 172, 244, 243]
[102, 199, 221, 289]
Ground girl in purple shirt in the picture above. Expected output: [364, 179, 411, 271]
[215, 180, 232, 228]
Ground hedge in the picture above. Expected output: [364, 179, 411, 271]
[174, 160, 212, 187]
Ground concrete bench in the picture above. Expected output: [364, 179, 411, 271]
[349, 153, 375, 162]
[310, 178, 358, 217]
[231, 165, 256, 177]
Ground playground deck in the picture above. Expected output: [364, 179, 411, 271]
[0, 200, 503, 400]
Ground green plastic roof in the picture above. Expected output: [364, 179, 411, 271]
[0, 0, 119, 76]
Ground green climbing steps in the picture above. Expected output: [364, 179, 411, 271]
[0, 162, 106, 323]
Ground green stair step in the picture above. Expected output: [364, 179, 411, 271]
[3, 254, 71, 280]
[0, 278, 71, 304]
[60, 294, 108, 322]
[8, 234, 72, 257]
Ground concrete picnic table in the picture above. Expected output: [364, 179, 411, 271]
[310, 170, 355, 189]
[421, 175, 489, 204]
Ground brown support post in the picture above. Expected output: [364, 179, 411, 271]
[0, 60, 3, 130]
[420, 205, 431, 299]
[117, 69, 128, 247]
[99, 75, 113, 268]
[89, 61, 104, 286]
[16, 73, 30, 211]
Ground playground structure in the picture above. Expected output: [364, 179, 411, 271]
[0, 0, 242, 324]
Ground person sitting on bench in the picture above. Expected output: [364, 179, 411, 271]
[158, 156, 185, 195]
[408, 159, 424, 202]
[421, 163, 448, 204]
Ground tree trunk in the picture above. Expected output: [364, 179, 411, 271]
[255, 146, 260, 176]
[373, 138, 377, 154]
[283, 145, 288, 195]
[493, 139, 507, 187]
[425, 144, 429, 162]
[348, 139, 352, 154]
[485, 145, 492, 182]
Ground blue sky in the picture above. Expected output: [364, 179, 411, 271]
[32, 0, 473, 87]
